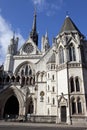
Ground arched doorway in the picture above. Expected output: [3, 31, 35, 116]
[3, 95, 19, 119]
[61, 106, 66, 122]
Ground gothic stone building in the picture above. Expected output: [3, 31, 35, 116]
[0, 12, 87, 125]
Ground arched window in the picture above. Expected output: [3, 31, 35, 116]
[42, 73, 46, 82]
[69, 43, 76, 61]
[75, 77, 80, 91]
[52, 75, 54, 80]
[72, 98, 76, 114]
[77, 98, 82, 114]
[59, 46, 64, 64]
[70, 77, 74, 92]
[29, 69, 32, 75]
[53, 98, 55, 105]
[11, 76, 15, 82]
[52, 86, 55, 92]
[16, 75, 20, 83]
[21, 69, 24, 76]
[40, 91, 44, 102]
[6, 76, 10, 82]
[41, 73, 43, 82]
[25, 65, 28, 76]
[37, 73, 41, 82]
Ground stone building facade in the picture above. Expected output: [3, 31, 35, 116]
[0, 12, 87, 125]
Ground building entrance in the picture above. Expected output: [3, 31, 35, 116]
[3, 95, 19, 118]
[61, 106, 66, 122]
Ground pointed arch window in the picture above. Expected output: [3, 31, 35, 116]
[70, 77, 74, 92]
[77, 98, 82, 114]
[21, 69, 24, 76]
[52, 75, 54, 80]
[59, 46, 64, 64]
[6, 76, 10, 82]
[52, 86, 55, 92]
[69, 43, 76, 61]
[53, 98, 55, 105]
[75, 77, 80, 92]
[16, 75, 20, 83]
[11, 76, 15, 82]
[72, 98, 76, 114]
[29, 69, 32, 75]
[25, 65, 28, 76]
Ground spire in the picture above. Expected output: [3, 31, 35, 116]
[45, 30, 48, 38]
[32, 9, 36, 32]
[30, 9, 38, 46]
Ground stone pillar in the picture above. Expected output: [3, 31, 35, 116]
[66, 107, 71, 125]
[57, 107, 61, 123]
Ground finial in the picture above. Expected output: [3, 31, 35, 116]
[45, 30, 48, 38]
[66, 11, 69, 18]
[34, 6, 36, 16]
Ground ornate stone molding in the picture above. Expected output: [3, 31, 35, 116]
[57, 62, 82, 71]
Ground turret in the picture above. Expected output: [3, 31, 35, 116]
[41, 31, 50, 54]
[4, 35, 19, 72]
[7, 35, 19, 55]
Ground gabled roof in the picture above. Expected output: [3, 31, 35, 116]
[59, 16, 82, 35]
[47, 53, 56, 64]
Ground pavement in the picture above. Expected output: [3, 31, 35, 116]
[0, 121, 87, 128]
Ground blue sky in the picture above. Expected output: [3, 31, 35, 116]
[0, 0, 87, 64]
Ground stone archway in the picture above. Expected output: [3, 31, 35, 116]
[61, 106, 66, 122]
[58, 94, 68, 123]
[3, 95, 19, 118]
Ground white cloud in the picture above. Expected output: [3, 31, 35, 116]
[33, 0, 44, 5]
[32, 0, 46, 12]
[31, 0, 64, 16]
[0, 15, 25, 65]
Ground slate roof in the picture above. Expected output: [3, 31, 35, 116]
[59, 16, 82, 35]
[47, 53, 56, 64]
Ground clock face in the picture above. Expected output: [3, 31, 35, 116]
[23, 43, 34, 53]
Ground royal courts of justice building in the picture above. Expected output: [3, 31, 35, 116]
[0, 11, 87, 125]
